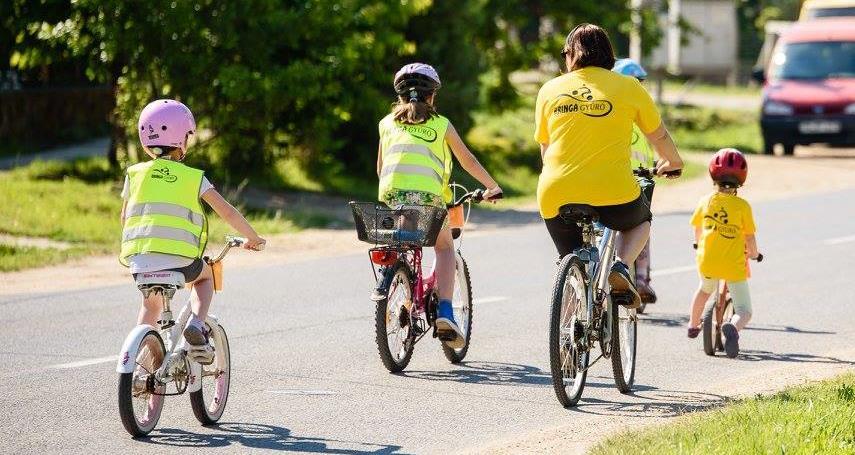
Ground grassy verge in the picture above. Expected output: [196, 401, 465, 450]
[594, 372, 855, 454]
[0, 157, 333, 272]
[664, 105, 762, 155]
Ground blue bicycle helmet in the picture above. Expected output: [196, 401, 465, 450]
[613, 58, 648, 80]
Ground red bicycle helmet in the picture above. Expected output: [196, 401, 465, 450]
[709, 148, 748, 186]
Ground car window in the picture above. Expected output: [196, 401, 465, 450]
[806, 7, 855, 18]
[770, 41, 855, 80]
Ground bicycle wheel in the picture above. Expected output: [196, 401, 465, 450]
[118, 330, 166, 437]
[701, 296, 717, 356]
[720, 293, 735, 352]
[375, 261, 416, 372]
[441, 251, 473, 363]
[609, 297, 637, 392]
[549, 254, 590, 407]
[190, 323, 230, 425]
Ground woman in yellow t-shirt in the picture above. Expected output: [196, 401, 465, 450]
[534, 23, 684, 307]
[688, 149, 761, 358]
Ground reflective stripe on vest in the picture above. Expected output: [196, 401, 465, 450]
[378, 114, 452, 202]
[122, 225, 199, 247]
[119, 159, 207, 266]
[125, 202, 205, 227]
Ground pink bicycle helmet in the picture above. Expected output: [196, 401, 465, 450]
[709, 148, 748, 186]
[393, 63, 441, 96]
[138, 99, 196, 150]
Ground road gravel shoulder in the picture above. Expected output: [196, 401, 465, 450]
[2, 151, 853, 297]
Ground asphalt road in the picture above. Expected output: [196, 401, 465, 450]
[2, 188, 854, 454]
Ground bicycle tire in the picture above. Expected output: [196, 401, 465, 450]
[702, 298, 717, 356]
[609, 297, 637, 393]
[441, 252, 473, 363]
[549, 254, 589, 407]
[375, 260, 416, 372]
[118, 330, 165, 437]
[190, 323, 230, 425]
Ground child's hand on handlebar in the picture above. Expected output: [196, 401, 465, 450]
[244, 236, 266, 251]
[483, 186, 504, 203]
[655, 159, 684, 179]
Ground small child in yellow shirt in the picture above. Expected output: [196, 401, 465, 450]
[687, 149, 760, 358]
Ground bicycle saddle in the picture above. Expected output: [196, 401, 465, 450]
[558, 203, 600, 224]
[134, 270, 185, 291]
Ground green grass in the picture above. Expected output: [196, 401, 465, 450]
[663, 80, 761, 97]
[594, 372, 855, 455]
[0, 157, 332, 271]
[665, 105, 762, 155]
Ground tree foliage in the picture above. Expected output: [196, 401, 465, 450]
[7, 0, 658, 185]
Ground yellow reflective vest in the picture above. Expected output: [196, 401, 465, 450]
[120, 159, 208, 266]
[630, 124, 656, 169]
[378, 113, 453, 203]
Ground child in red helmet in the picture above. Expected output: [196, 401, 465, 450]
[687, 148, 761, 358]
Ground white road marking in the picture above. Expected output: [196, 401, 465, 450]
[268, 390, 337, 396]
[824, 235, 855, 245]
[474, 296, 509, 304]
[651, 265, 696, 277]
[47, 355, 118, 370]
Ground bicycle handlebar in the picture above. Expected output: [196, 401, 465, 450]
[633, 167, 683, 179]
[448, 189, 503, 208]
[210, 235, 265, 263]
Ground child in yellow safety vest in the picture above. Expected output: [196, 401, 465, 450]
[120, 99, 266, 363]
[687, 148, 760, 358]
[377, 63, 503, 347]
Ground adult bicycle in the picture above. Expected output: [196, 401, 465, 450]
[116, 236, 258, 436]
[350, 185, 500, 373]
[549, 168, 680, 407]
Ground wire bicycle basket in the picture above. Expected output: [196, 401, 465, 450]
[349, 202, 447, 247]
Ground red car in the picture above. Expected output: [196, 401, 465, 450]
[754, 18, 855, 155]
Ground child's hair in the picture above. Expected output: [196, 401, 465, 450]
[392, 96, 437, 124]
[715, 181, 739, 193]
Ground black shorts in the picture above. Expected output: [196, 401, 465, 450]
[133, 258, 205, 283]
[544, 194, 652, 258]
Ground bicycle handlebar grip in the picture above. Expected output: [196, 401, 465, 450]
[755, 253, 763, 262]
[487, 191, 504, 200]
[662, 169, 683, 178]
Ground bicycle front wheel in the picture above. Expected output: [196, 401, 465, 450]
[441, 251, 472, 363]
[190, 322, 230, 425]
[118, 330, 165, 437]
[702, 296, 717, 356]
[609, 297, 637, 393]
[375, 261, 416, 372]
[549, 254, 590, 407]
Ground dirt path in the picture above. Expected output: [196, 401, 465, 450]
[2, 148, 853, 297]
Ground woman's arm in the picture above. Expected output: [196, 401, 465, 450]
[540, 143, 548, 162]
[201, 189, 266, 249]
[446, 124, 502, 198]
[644, 125, 683, 176]
[121, 200, 128, 225]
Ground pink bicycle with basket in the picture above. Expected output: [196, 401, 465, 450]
[349, 184, 499, 372]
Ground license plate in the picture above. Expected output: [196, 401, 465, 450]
[799, 120, 841, 134]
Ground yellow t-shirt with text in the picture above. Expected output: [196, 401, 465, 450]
[534, 66, 662, 218]
[690, 192, 757, 282]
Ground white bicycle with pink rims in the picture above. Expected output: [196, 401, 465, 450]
[116, 236, 249, 437]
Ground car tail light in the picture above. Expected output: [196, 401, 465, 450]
[370, 250, 398, 266]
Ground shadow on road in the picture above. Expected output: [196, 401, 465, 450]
[572, 383, 729, 417]
[140, 422, 406, 453]
[736, 350, 855, 364]
[639, 313, 835, 335]
[400, 361, 550, 387]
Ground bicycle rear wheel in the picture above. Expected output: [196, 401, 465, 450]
[375, 261, 416, 372]
[549, 254, 590, 407]
[609, 297, 637, 393]
[190, 322, 230, 425]
[441, 251, 472, 363]
[118, 330, 165, 437]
